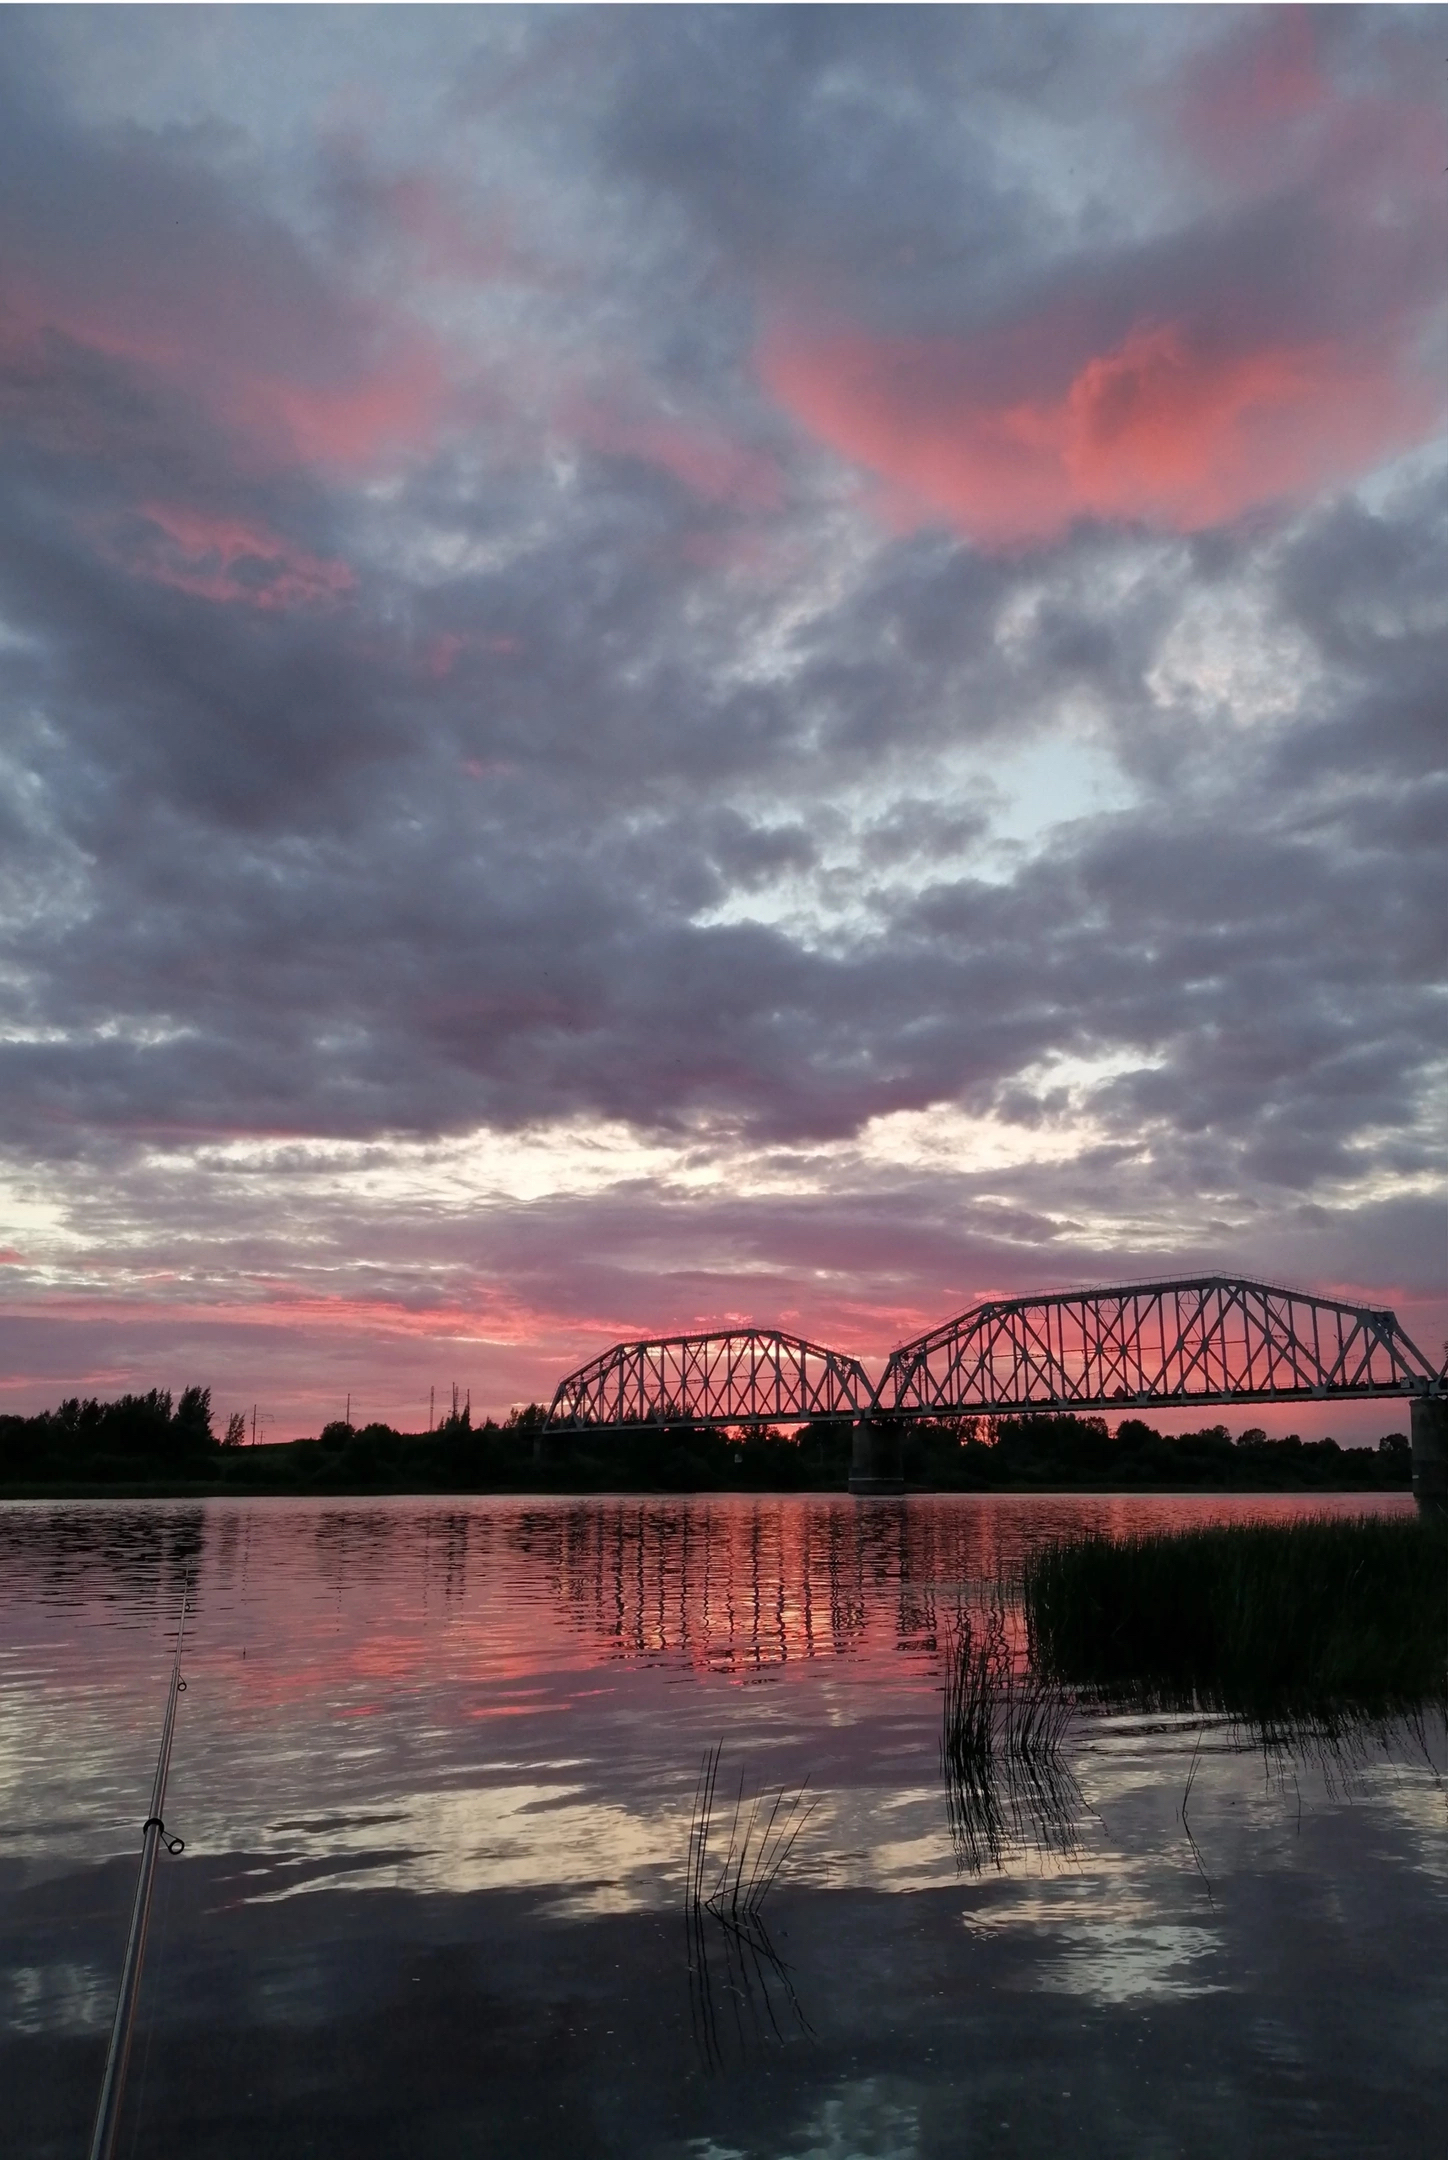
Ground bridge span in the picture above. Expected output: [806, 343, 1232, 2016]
[547, 1328, 870, 1433]
[543, 1275, 1446, 1503]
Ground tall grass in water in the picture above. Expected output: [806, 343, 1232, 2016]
[684, 1745, 814, 2065]
[686, 1742, 816, 1928]
[941, 1606, 1079, 1871]
[1023, 1514, 1447, 1717]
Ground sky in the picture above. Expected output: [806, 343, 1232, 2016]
[0, 4, 1442, 1439]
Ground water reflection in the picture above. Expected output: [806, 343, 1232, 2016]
[683, 1743, 817, 2066]
[511, 1498, 921, 1671]
[1, 1494, 1442, 2160]
[0, 1492, 1424, 1889]
[1209, 1701, 1444, 1811]
[505, 1494, 1419, 1679]
[0, 1489, 1411, 1663]
[940, 1616, 1083, 1878]
[0, 1503, 204, 1612]
[686, 1900, 813, 2070]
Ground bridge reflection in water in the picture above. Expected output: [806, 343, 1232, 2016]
[506, 1493, 1244, 1680]
[512, 1497, 987, 1675]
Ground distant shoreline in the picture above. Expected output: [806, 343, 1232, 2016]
[4, 1396, 1412, 1502]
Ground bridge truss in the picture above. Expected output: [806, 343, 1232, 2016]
[544, 1279, 1443, 1436]
[546, 1328, 871, 1432]
[879, 1276, 1442, 1417]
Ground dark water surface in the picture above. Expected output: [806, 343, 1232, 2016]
[1, 1492, 1442, 2158]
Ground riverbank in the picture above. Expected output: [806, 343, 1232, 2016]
[1, 1400, 1413, 1499]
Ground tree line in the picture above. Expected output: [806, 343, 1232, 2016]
[0, 1390, 1412, 1492]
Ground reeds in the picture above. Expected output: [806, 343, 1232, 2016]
[686, 1742, 816, 1928]
[940, 1605, 1080, 1872]
[684, 1744, 815, 2066]
[1023, 1513, 1447, 1718]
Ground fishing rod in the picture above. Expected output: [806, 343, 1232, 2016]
[87, 1583, 190, 2160]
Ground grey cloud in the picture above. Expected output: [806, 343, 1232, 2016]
[0, 7, 1440, 1424]
[588, 3, 1441, 396]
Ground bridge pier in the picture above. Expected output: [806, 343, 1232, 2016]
[1411, 1397, 1447, 1518]
[849, 1416, 904, 1497]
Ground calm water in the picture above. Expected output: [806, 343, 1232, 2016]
[1, 1492, 1442, 2158]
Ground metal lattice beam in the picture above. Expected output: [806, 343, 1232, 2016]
[546, 1328, 871, 1432]
[879, 1276, 1443, 1416]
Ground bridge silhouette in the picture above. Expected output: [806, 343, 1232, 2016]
[544, 1275, 1446, 1499]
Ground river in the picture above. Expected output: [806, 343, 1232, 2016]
[1, 1491, 1441, 2157]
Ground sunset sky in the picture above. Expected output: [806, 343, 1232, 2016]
[0, 5, 1442, 1437]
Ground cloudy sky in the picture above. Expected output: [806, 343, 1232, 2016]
[0, 4, 1442, 1437]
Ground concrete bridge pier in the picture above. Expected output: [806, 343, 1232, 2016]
[1411, 1397, 1447, 1518]
[849, 1415, 905, 1497]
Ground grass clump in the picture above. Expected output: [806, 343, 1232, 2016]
[1023, 1513, 1447, 1716]
[941, 1607, 1079, 1870]
[687, 1743, 815, 1929]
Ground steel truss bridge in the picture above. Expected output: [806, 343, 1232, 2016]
[548, 1329, 870, 1432]
[544, 1276, 1444, 1434]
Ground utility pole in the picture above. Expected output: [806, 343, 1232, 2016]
[251, 1403, 257, 1446]
[429, 1384, 435, 1432]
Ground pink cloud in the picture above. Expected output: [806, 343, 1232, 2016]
[1174, 6, 1326, 167]
[238, 347, 447, 471]
[240, 1281, 563, 1352]
[426, 631, 465, 679]
[114, 503, 355, 610]
[0, 1257, 1435, 1444]
[759, 313, 1440, 545]
[0, 253, 446, 477]
[760, 13, 1443, 548]
[1164, 8, 1443, 282]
